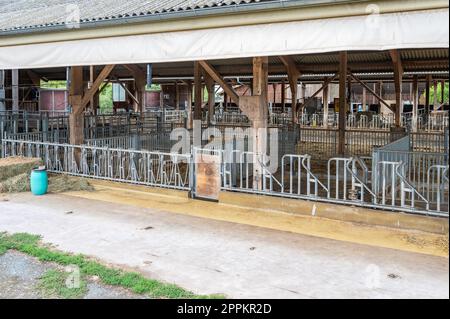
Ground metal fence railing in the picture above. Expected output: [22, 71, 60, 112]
[372, 135, 448, 214]
[296, 128, 393, 158]
[2, 138, 448, 217]
[410, 131, 449, 154]
[1, 139, 191, 191]
[5, 130, 69, 144]
[220, 150, 448, 216]
[86, 132, 176, 153]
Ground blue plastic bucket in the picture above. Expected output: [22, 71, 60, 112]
[30, 167, 48, 196]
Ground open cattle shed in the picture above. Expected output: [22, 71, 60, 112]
[0, 0, 449, 216]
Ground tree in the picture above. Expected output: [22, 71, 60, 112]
[99, 83, 113, 112]
[425, 82, 449, 105]
[40, 80, 67, 89]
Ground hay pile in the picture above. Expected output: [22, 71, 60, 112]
[0, 157, 42, 181]
[0, 157, 41, 193]
[0, 156, 94, 194]
[0, 173, 30, 193]
[48, 175, 94, 193]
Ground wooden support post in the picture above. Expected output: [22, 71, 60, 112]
[289, 76, 298, 123]
[185, 80, 193, 129]
[205, 74, 215, 124]
[201, 84, 205, 105]
[301, 83, 306, 107]
[138, 83, 146, 115]
[338, 51, 347, 156]
[362, 86, 367, 112]
[135, 74, 147, 116]
[425, 75, 431, 113]
[129, 82, 138, 113]
[252, 56, 268, 190]
[390, 50, 403, 127]
[378, 81, 383, 102]
[69, 66, 84, 147]
[323, 79, 329, 128]
[160, 89, 164, 111]
[253, 57, 268, 102]
[412, 75, 419, 132]
[238, 57, 269, 191]
[12, 69, 19, 112]
[433, 81, 438, 112]
[441, 80, 446, 105]
[69, 96, 83, 145]
[194, 62, 203, 121]
[272, 83, 277, 107]
[89, 66, 95, 113]
[347, 77, 352, 113]
[223, 92, 228, 111]
[134, 85, 144, 116]
[409, 82, 413, 106]
[175, 81, 180, 110]
[279, 56, 300, 123]
[0, 70, 5, 112]
[93, 91, 99, 116]
[69, 67, 83, 105]
[372, 83, 376, 105]
[69, 65, 114, 147]
[281, 80, 286, 113]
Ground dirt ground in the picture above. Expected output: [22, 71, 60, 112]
[0, 250, 145, 299]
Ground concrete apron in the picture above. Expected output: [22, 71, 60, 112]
[65, 180, 449, 257]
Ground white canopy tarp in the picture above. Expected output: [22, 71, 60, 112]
[0, 9, 448, 69]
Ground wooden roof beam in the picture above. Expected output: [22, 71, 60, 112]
[26, 70, 43, 87]
[79, 64, 115, 114]
[280, 56, 301, 122]
[111, 76, 139, 105]
[279, 56, 301, 77]
[199, 60, 239, 105]
[349, 71, 395, 113]
[124, 64, 146, 87]
[302, 73, 338, 110]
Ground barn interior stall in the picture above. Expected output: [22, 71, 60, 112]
[0, 1, 448, 216]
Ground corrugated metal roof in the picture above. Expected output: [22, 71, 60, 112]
[0, 0, 273, 32]
[401, 48, 449, 60]
[291, 49, 450, 64]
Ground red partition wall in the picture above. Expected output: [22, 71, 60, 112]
[39, 89, 67, 113]
[145, 91, 161, 109]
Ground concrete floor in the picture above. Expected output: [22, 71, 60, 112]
[0, 193, 448, 299]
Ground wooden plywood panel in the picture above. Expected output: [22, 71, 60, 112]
[195, 153, 221, 201]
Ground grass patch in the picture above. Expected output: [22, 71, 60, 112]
[0, 243, 7, 255]
[38, 269, 88, 299]
[0, 232, 225, 299]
